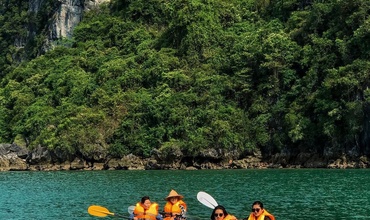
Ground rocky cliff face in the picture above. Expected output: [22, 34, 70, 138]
[27, 0, 110, 52]
[50, 0, 110, 39]
[1, 143, 370, 171]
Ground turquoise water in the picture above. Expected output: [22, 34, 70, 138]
[1, 169, 370, 219]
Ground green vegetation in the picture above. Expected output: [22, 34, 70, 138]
[1, 0, 370, 159]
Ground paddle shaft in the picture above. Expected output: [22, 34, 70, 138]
[113, 213, 130, 219]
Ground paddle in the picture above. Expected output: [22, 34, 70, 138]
[88, 205, 130, 219]
[197, 191, 218, 209]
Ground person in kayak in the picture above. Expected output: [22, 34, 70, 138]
[163, 189, 187, 220]
[210, 205, 237, 220]
[246, 201, 275, 220]
[131, 196, 163, 220]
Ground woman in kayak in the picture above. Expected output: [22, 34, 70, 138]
[131, 196, 163, 220]
[163, 189, 187, 220]
[210, 205, 237, 220]
[246, 201, 275, 220]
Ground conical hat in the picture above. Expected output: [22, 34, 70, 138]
[165, 190, 184, 200]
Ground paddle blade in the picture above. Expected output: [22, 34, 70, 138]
[197, 191, 218, 209]
[88, 205, 114, 217]
[128, 205, 135, 214]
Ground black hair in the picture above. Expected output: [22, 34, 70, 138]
[210, 205, 228, 220]
[141, 196, 150, 204]
[252, 201, 264, 209]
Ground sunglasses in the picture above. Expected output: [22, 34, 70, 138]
[214, 213, 224, 217]
[252, 208, 260, 212]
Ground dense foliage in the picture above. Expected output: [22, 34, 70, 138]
[1, 0, 370, 160]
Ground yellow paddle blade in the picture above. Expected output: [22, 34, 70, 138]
[88, 205, 115, 217]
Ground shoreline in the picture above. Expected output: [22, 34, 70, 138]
[1, 143, 369, 171]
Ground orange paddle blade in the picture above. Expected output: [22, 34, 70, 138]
[88, 205, 115, 217]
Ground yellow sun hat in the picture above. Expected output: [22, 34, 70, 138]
[165, 190, 184, 200]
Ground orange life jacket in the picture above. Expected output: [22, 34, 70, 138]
[163, 200, 187, 220]
[133, 202, 159, 220]
[224, 214, 237, 220]
[247, 210, 275, 220]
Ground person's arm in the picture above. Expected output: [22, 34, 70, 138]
[264, 216, 271, 220]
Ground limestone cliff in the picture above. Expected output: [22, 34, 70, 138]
[27, 0, 110, 53]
